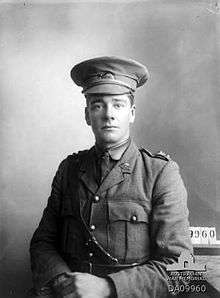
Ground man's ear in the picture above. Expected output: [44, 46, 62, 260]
[85, 107, 91, 126]
[129, 104, 136, 123]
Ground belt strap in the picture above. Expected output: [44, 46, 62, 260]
[80, 259, 148, 275]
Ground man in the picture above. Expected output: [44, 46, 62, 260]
[30, 56, 193, 298]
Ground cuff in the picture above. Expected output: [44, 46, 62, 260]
[34, 263, 71, 292]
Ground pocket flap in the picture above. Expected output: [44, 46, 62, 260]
[109, 201, 149, 223]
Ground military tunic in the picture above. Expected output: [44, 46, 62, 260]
[30, 140, 193, 297]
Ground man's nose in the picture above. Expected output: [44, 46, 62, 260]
[103, 104, 114, 119]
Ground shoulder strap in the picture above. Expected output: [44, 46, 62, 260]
[140, 147, 171, 162]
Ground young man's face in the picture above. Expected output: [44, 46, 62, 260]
[85, 94, 135, 147]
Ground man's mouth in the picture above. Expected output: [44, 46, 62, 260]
[102, 125, 119, 130]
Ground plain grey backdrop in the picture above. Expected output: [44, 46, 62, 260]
[0, 0, 219, 297]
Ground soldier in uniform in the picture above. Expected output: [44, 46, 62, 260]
[29, 56, 193, 298]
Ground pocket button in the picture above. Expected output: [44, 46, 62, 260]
[93, 196, 100, 202]
[131, 215, 137, 222]
[90, 225, 96, 231]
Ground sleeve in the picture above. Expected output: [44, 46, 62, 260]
[108, 160, 193, 298]
[29, 158, 72, 292]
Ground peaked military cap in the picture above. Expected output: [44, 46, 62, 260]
[70, 56, 149, 95]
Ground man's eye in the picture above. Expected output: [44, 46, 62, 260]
[91, 104, 102, 110]
[114, 103, 124, 108]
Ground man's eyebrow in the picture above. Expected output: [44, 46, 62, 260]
[112, 98, 127, 102]
[89, 98, 103, 104]
[88, 97, 127, 104]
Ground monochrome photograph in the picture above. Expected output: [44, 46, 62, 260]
[0, 1, 219, 297]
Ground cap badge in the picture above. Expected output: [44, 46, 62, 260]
[97, 72, 115, 80]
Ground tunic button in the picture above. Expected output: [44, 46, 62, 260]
[131, 215, 137, 222]
[94, 195, 100, 202]
[90, 224, 96, 231]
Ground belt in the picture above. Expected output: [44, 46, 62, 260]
[80, 260, 147, 275]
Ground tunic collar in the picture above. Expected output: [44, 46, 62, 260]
[95, 137, 131, 161]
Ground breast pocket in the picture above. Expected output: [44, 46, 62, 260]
[108, 201, 150, 263]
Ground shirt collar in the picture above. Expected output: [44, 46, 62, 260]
[95, 137, 131, 161]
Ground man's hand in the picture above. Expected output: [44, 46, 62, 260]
[53, 272, 115, 298]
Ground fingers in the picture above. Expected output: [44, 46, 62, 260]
[53, 275, 77, 298]
[63, 273, 111, 298]
[63, 292, 80, 298]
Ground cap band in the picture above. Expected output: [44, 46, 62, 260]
[82, 79, 135, 94]
[82, 72, 137, 94]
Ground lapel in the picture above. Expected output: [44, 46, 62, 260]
[79, 146, 99, 194]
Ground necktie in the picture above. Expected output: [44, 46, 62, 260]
[99, 150, 110, 182]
